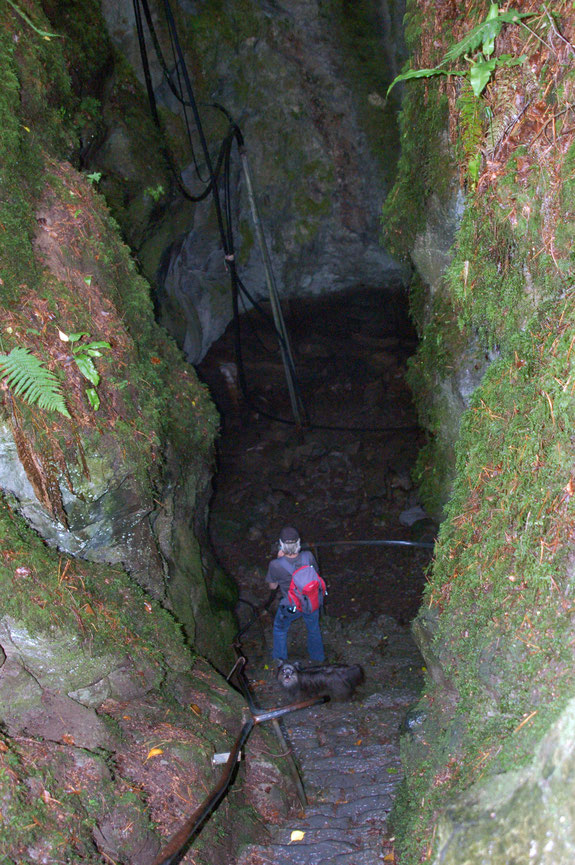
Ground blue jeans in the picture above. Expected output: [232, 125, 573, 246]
[272, 605, 325, 662]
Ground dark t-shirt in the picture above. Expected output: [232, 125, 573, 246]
[266, 550, 318, 606]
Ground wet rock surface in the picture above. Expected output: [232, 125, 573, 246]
[199, 284, 435, 862]
[236, 614, 424, 864]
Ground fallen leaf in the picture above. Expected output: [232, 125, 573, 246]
[146, 747, 163, 760]
[190, 704, 202, 716]
[290, 830, 305, 843]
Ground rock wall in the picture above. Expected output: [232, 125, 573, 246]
[95, 0, 408, 362]
[0, 4, 295, 860]
[382, 2, 575, 862]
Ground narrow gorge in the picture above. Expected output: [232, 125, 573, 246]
[2, 2, 575, 865]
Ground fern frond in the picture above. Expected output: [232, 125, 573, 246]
[0, 348, 71, 417]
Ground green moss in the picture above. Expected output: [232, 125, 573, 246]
[395, 291, 575, 860]
[0, 493, 188, 665]
[0, 20, 47, 304]
[42, 0, 113, 87]
[0, 737, 102, 863]
[385, 2, 575, 859]
[381, 81, 450, 258]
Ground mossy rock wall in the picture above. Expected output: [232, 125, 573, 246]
[383, 2, 575, 862]
[0, 5, 292, 861]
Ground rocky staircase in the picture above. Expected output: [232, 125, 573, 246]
[236, 612, 423, 865]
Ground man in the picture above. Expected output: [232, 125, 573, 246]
[266, 525, 325, 664]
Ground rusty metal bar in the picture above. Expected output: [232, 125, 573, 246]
[151, 717, 254, 865]
[151, 654, 326, 865]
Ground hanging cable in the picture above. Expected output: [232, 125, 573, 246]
[133, 0, 416, 436]
[133, 0, 308, 427]
[133, 0, 221, 201]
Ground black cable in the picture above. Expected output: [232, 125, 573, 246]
[160, 0, 229, 244]
[133, 0, 160, 128]
[134, 0, 223, 202]
[132, 2, 311, 424]
[139, 0, 209, 185]
[134, 0, 406, 435]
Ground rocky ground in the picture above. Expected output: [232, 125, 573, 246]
[235, 613, 424, 865]
[198, 283, 435, 863]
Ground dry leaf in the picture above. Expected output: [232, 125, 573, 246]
[289, 830, 305, 843]
[146, 747, 163, 760]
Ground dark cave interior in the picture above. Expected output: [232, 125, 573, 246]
[198, 281, 435, 627]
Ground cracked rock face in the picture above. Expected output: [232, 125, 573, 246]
[0, 617, 159, 747]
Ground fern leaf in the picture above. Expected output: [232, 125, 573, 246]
[387, 66, 464, 96]
[0, 348, 70, 417]
[74, 353, 100, 386]
[444, 5, 532, 63]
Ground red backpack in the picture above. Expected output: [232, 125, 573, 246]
[286, 559, 326, 614]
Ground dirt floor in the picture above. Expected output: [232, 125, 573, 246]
[198, 283, 435, 628]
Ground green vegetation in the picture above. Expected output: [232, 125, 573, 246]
[381, 80, 449, 259]
[387, 4, 531, 98]
[383, 0, 575, 860]
[395, 291, 575, 861]
[59, 330, 112, 411]
[0, 0, 225, 669]
[0, 492, 185, 662]
[0, 347, 70, 417]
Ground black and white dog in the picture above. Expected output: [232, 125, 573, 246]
[277, 662, 364, 702]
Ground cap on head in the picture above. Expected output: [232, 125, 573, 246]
[279, 526, 299, 543]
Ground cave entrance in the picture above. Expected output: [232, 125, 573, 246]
[197, 281, 434, 625]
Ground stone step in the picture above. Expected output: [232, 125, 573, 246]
[235, 615, 421, 864]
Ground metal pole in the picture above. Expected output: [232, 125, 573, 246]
[239, 145, 306, 428]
